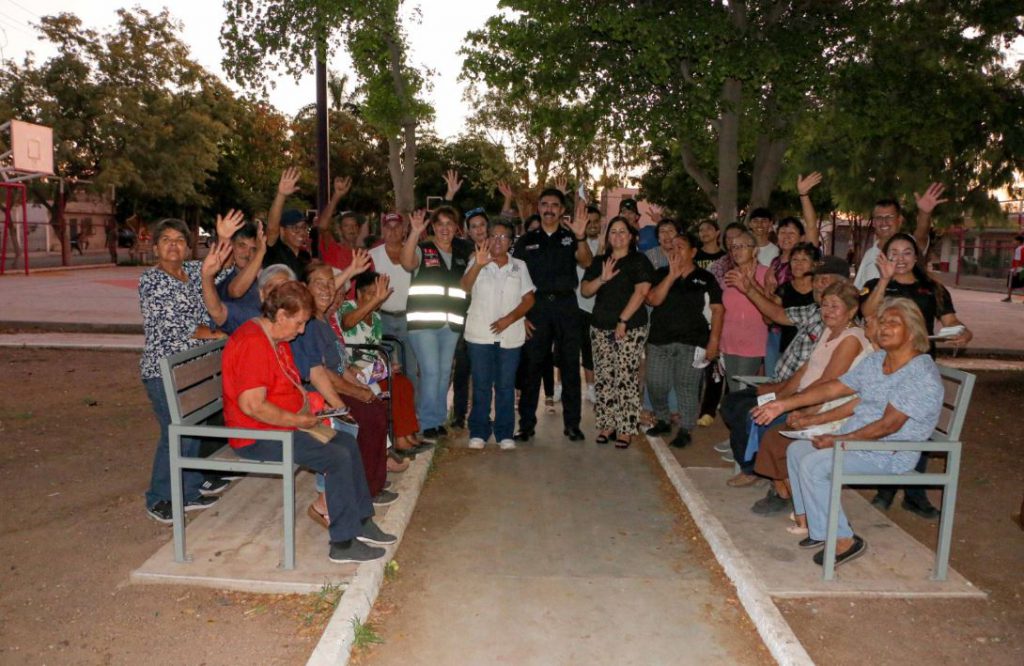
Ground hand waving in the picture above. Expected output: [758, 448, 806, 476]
[201, 239, 233, 278]
[796, 172, 823, 196]
[373, 274, 393, 304]
[443, 170, 464, 200]
[914, 182, 947, 214]
[215, 209, 245, 242]
[875, 252, 896, 281]
[567, 200, 589, 239]
[278, 167, 300, 197]
[333, 176, 352, 199]
[474, 241, 492, 267]
[409, 209, 429, 236]
[600, 256, 620, 283]
[497, 180, 514, 201]
[349, 248, 371, 277]
[554, 176, 568, 194]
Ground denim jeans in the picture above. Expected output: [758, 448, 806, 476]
[466, 342, 521, 442]
[380, 312, 419, 396]
[143, 377, 204, 507]
[236, 430, 372, 543]
[788, 440, 893, 541]
[408, 325, 460, 430]
[764, 327, 783, 380]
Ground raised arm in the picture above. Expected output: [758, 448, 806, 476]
[200, 239, 233, 327]
[443, 169, 463, 202]
[461, 243, 492, 292]
[400, 210, 428, 272]
[860, 256, 895, 319]
[568, 200, 593, 268]
[797, 172, 822, 247]
[913, 182, 946, 251]
[581, 256, 618, 298]
[227, 220, 266, 299]
[724, 269, 792, 325]
[268, 167, 300, 246]
[317, 176, 352, 233]
[340, 275, 392, 331]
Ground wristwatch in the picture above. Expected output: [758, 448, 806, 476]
[617, 318, 628, 325]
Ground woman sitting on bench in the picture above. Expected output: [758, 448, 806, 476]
[222, 280, 395, 564]
[751, 298, 943, 569]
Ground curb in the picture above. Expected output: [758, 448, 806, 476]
[306, 446, 434, 666]
[647, 435, 814, 666]
[0, 321, 143, 334]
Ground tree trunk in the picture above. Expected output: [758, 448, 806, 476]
[716, 77, 742, 225]
[748, 134, 788, 213]
[384, 33, 417, 215]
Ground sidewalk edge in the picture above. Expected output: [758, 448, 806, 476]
[647, 436, 815, 666]
[305, 447, 434, 666]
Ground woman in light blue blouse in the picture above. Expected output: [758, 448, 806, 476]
[752, 298, 943, 568]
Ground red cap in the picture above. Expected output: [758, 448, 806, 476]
[382, 212, 403, 225]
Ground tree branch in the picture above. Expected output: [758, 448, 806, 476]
[680, 142, 718, 201]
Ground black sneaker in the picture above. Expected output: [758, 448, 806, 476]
[513, 429, 534, 442]
[798, 536, 824, 549]
[751, 488, 791, 515]
[436, 425, 449, 437]
[419, 428, 439, 443]
[358, 520, 398, 546]
[813, 535, 868, 567]
[901, 497, 940, 520]
[450, 418, 466, 430]
[669, 428, 692, 448]
[871, 490, 895, 511]
[146, 496, 218, 524]
[184, 495, 219, 511]
[198, 477, 231, 496]
[646, 420, 671, 436]
[328, 539, 386, 563]
[373, 489, 399, 506]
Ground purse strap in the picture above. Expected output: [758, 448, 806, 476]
[254, 318, 310, 414]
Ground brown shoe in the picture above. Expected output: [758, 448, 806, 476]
[307, 503, 329, 530]
[726, 472, 759, 488]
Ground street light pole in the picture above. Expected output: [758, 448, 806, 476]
[315, 55, 330, 216]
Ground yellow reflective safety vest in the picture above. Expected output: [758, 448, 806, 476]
[407, 239, 472, 331]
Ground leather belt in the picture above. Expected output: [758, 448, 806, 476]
[381, 310, 407, 316]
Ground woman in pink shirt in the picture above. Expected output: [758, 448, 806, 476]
[719, 229, 769, 391]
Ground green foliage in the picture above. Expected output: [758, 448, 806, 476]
[350, 616, 384, 648]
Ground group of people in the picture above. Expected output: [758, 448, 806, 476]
[138, 166, 971, 570]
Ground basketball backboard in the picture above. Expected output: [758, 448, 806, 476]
[9, 120, 54, 175]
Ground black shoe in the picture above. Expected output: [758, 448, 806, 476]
[798, 536, 824, 549]
[436, 425, 449, 437]
[146, 496, 219, 524]
[564, 427, 585, 441]
[411, 441, 435, 453]
[419, 428, 439, 443]
[513, 429, 534, 442]
[871, 490, 895, 511]
[751, 488, 791, 515]
[669, 428, 692, 449]
[329, 539, 386, 563]
[646, 420, 671, 436]
[450, 418, 465, 430]
[219, 473, 245, 481]
[901, 497, 941, 520]
[358, 519, 398, 546]
[198, 477, 231, 496]
[373, 490, 399, 506]
[813, 535, 868, 567]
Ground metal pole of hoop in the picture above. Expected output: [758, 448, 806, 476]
[0, 181, 29, 275]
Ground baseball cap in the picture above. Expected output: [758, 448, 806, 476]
[280, 209, 306, 227]
[382, 212, 403, 225]
[464, 207, 489, 224]
[619, 198, 639, 214]
[813, 256, 851, 278]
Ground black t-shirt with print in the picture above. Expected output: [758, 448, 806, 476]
[648, 266, 723, 347]
[695, 248, 727, 271]
[861, 277, 955, 336]
[582, 251, 655, 330]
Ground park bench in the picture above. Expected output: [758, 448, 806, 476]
[821, 365, 975, 580]
[160, 339, 301, 570]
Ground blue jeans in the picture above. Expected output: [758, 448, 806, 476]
[381, 312, 419, 396]
[408, 325, 460, 430]
[765, 328, 783, 379]
[467, 342, 521, 442]
[143, 378, 204, 507]
[787, 440, 893, 541]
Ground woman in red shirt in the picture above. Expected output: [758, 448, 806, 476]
[222, 280, 394, 564]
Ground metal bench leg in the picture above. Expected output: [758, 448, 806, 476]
[169, 428, 189, 563]
[282, 437, 296, 570]
[933, 447, 961, 581]
[823, 446, 846, 581]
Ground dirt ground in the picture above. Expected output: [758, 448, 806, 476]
[0, 349, 327, 665]
[1, 349, 1021, 665]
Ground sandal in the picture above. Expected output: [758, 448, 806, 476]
[596, 430, 615, 444]
[307, 503, 329, 530]
[615, 436, 632, 449]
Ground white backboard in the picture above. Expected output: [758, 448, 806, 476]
[10, 119, 54, 175]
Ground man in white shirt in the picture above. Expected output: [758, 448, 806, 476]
[748, 207, 779, 267]
[368, 212, 418, 391]
[853, 183, 946, 289]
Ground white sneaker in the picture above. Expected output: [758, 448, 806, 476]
[585, 384, 596, 403]
[498, 439, 516, 450]
[552, 383, 563, 402]
[713, 439, 731, 453]
[468, 437, 486, 449]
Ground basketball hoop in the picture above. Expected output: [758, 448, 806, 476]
[1, 119, 55, 275]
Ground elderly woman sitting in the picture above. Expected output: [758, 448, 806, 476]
[752, 298, 944, 568]
[221, 280, 394, 564]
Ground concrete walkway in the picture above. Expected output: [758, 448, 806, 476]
[362, 411, 767, 665]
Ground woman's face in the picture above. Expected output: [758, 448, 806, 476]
[306, 272, 335, 314]
[467, 216, 488, 244]
[433, 214, 458, 246]
[886, 239, 917, 276]
[488, 225, 512, 258]
[790, 250, 814, 278]
[274, 308, 310, 342]
[728, 233, 755, 265]
[154, 229, 188, 264]
[657, 224, 677, 251]
[776, 224, 801, 252]
[877, 308, 912, 351]
[698, 222, 719, 246]
[607, 221, 632, 251]
[820, 294, 856, 330]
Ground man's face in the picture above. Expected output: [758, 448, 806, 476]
[232, 236, 257, 270]
[282, 223, 308, 250]
[467, 216, 488, 244]
[538, 195, 565, 224]
[871, 205, 901, 243]
[340, 216, 360, 245]
[585, 212, 601, 238]
[381, 219, 405, 245]
[811, 274, 840, 304]
[749, 216, 772, 241]
[657, 223, 678, 251]
[620, 207, 639, 228]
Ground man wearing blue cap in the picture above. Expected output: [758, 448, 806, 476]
[264, 167, 313, 278]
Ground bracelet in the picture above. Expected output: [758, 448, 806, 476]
[576, 236, 586, 242]
[617, 318, 628, 325]
[799, 193, 810, 198]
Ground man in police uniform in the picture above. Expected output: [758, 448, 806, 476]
[512, 188, 593, 441]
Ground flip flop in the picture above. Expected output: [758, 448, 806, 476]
[307, 503, 329, 530]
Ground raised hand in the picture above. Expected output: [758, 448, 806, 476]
[278, 167, 300, 196]
[333, 176, 352, 200]
[600, 256, 620, 283]
[914, 182, 947, 214]
[554, 176, 568, 194]
[373, 274, 393, 304]
[255, 220, 267, 254]
[201, 239, 233, 278]
[349, 248, 371, 277]
[215, 209, 245, 242]
[443, 169, 463, 200]
[667, 247, 686, 278]
[875, 252, 896, 281]
[647, 205, 663, 226]
[497, 180, 514, 201]
[567, 200, 589, 239]
[409, 209, 429, 236]
[474, 241, 492, 267]
[796, 172, 823, 196]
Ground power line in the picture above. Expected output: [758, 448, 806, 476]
[0, 13, 33, 40]
[2, 0, 40, 21]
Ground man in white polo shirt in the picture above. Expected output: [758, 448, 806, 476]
[369, 212, 418, 392]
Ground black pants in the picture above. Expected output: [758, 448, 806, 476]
[518, 296, 582, 430]
[721, 387, 758, 474]
[452, 334, 470, 422]
[700, 362, 725, 418]
[578, 308, 594, 372]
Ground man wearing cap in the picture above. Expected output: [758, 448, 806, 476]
[619, 197, 659, 253]
[368, 211, 419, 393]
[512, 189, 592, 441]
[265, 167, 313, 278]
[720, 256, 851, 484]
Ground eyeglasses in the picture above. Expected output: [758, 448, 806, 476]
[489, 234, 511, 241]
[872, 214, 898, 222]
[729, 243, 754, 250]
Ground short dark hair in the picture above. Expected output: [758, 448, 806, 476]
[153, 218, 191, 245]
[355, 270, 379, 292]
[776, 216, 805, 236]
[232, 221, 258, 241]
[677, 231, 699, 250]
[586, 205, 601, 216]
[749, 207, 774, 222]
[538, 188, 567, 208]
[873, 198, 902, 215]
[430, 205, 462, 228]
[656, 218, 681, 235]
[790, 241, 821, 262]
[723, 221, 748, 234]
[604, 216, 638, 251]
[488, 218, 514, 238]
[260, 280, 314, 321]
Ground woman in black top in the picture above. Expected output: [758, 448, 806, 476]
[769, 242, 818, 365]
[581, 217, 654, 447]
[695, 220, 727, 270]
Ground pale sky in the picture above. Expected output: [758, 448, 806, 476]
[0, 0, 501, 138]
